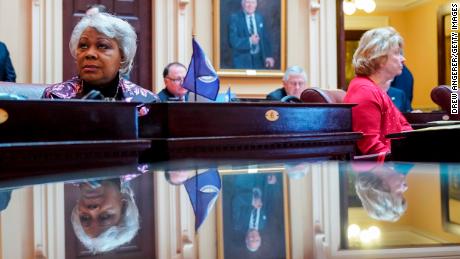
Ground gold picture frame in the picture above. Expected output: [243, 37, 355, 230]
[213, 0, 286, 78]
[216, 167, 291, 258]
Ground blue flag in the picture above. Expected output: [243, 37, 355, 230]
[183, 168, 221, 230]
[183, 38, 220, 100]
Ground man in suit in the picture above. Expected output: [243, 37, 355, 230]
[231, 174, 279, 252]
[266, 66, 308, 100]
[387, 86, 411, 112]
[390, 65, 413, 111]
[228, 0, 275, 69]
[0, 41, 16, 82]
[158, 62, 188, 101]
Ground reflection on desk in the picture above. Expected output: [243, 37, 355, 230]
[0, 160, 459, 258]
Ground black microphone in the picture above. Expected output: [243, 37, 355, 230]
[81, 90, 105, 100]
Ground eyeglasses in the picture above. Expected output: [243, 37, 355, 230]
[286, 81, 306, 87]
[166, 77, 184, 84]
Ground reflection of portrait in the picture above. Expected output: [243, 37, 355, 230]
[353, 163, 411, 222]
[220, 0, 281, 70]
[222, 173, 286, 258]
[71, 178, 139, 253]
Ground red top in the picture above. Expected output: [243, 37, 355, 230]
[344, 76, 412, 155]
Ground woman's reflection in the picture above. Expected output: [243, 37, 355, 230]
[71, 178, 139, 253]
[353, 163, 411, 222]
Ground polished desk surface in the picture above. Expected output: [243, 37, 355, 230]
[2, 100, 459, 258]
[1, 159, 460, 258]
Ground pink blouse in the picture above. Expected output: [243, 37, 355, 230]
[344, 76, 412, 155]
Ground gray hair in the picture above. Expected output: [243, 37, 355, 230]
[69, 13, 137, 77]
[353, 26, 403, 76]
[283, 66, 307, 82]
[71, 184, 140, 253]
[355, 172, 407, 222]
[245, 229, 261, 252]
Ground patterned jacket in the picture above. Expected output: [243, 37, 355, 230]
[42, 76, 159, 115]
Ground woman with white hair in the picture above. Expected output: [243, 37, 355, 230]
[71, 178, 140, 254]
[353, 162, 410, 222]
[42, 13, 158, 106]
[344, 27, 412, 157]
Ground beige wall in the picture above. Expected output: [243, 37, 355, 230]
[0, 0, 32, 83]
[0, 188, 34, 259]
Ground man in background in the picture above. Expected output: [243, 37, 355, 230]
[390, 65, 413, 111]
[158, 62, 188, 101]
[387, 86, 411, 112]
[228, 0, 274, 69]
[0, 41, 16, 82]
[266, 66, 308, 100]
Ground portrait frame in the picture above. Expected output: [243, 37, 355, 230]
[441, 164, 460, 235]
[216, 167, 291, 259]
[213, 0, 287, 77]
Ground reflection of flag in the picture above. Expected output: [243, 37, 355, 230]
[183, 38, 220, 100]
[183, 168, 221, 230]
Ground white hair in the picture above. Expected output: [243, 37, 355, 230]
[283, 66, 307, 82]
[69, 13, 137, 77]
[353, 26, 403, 76]
[71, 185, 139, 253]
[355, 172, 407, 222]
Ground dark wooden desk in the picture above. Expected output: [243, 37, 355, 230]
[140, 102, 362, 161]
[0, 101, 362, 177]
[0, 100, 149, 178]
[0, 99, 139, 142]
[389, 125, 460, 162]
[403, 111, 449, 129]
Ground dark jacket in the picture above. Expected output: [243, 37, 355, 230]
[0, 41, 16, 82]
[387, 87, 411, 113]
[158, 88, 189, 102]
[390, 65, 413, 111]
[228, 11, 272, 69]
[266, 87, 287, 101]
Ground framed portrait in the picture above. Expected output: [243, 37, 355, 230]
[213, 0, 286, 77]
[441, 164, 460, 235]
[217, 170, 291, 258]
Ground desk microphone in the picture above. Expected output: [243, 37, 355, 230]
[81, 90, 105, 100]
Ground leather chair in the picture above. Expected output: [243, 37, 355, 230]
[300, 87, 346, 104]
[0, 81, 48, 99]
[430, 85, 460, 120]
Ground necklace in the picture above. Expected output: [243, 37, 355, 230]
[81, 80, 120, 101]
[104, 85, 120, 101]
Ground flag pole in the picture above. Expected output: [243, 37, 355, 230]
[192, 0, 197, 102]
